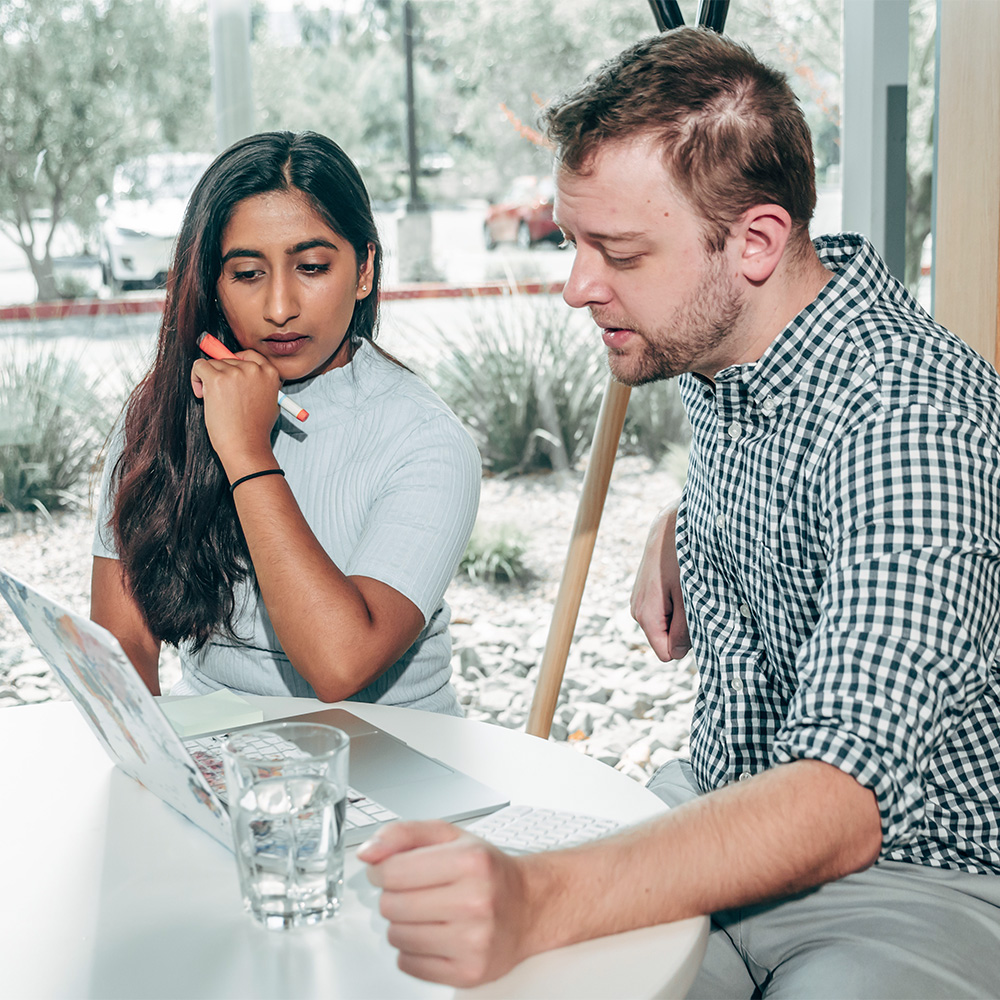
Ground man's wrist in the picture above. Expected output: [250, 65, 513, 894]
[516, 851, 581, 956]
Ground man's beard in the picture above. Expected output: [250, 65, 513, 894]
[605, 251, 745, 387]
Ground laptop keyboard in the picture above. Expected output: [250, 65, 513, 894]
[464, 805, 623, 855]
[184, 731, 399, 837]
[185, 732, 621, 852]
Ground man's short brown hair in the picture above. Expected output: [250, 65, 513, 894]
[540, 27, 817, 253]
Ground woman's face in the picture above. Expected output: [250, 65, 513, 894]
[215, 189, 375, 383]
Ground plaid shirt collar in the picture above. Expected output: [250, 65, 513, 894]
[708, 234, 897, 407]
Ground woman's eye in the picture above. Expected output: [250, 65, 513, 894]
[231, 269, 260, 281]
[299, 262, 330, 274]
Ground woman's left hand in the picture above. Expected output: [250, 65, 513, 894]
[191, 350, 281, 476]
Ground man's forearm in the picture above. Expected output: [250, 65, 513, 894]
[518, 758, 883, 955]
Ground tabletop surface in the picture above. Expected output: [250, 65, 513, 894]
[0, 696, 706, 1000]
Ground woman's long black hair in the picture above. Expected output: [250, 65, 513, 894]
[111, 131, 383, 650]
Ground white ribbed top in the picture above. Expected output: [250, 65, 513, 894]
[94, 342, 481, 714]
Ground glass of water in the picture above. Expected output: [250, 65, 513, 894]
[222, 722, 350, 930]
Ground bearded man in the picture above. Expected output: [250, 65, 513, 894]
[361, 28, 1000, 999]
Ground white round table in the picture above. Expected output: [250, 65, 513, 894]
[0, 697, 707, 998]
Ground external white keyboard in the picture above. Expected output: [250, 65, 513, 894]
[464, 805, 622, 855]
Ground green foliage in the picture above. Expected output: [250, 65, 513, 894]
[904, 0, 937, 292]
[0, 0, 211, 299]
[431, 296, 607, 474]
[422, 0, 653, 196]
[53, 273, 97, 301]
[620, 380, 691, 464]
[0, 348, 116, 513]
[460, 524, 530, 584]
[664, 442, 691, 488]
[0, 0, 937, 298]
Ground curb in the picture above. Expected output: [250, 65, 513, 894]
[0, 279, 566, 324]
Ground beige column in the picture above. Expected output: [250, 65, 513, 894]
[933, 0, 1000, 367]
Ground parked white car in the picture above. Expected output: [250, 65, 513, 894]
[99, 152, 212, 293]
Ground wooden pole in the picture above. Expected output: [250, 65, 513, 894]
[525, 378, 632, 738]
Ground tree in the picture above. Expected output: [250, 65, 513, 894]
[424, 0, 653, 196]
[904, 0, 935, 292]
[251, 0, 457, 204]
[0, 0, 211, 301]
[729, 0, 937, 295]
[244, 0, 936, 290]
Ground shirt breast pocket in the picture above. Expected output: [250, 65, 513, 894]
[757, 543, 826, 648]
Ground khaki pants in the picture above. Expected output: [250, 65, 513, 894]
[647, 760, 1000, 999]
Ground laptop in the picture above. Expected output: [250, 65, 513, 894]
[0, 566, 508, 849]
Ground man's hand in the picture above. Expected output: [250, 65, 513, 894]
[359, 821, 533, 988]
[360, 766, 882, 990]
[630, 504, 690, 661]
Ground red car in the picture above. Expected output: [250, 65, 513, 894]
[484, 175, 562, 249]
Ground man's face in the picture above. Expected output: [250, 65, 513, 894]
[554, 137, 746, 385]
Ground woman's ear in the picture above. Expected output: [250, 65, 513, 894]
[734, 205, 793, 284]
[356, 243, 376, 300]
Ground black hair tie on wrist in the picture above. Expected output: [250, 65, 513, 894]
[230, 468, 285, 493]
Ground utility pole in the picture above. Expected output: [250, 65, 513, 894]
[208, 0, 254, 152]
[404, 0, 424, 211]
[397, 0, 438, 282]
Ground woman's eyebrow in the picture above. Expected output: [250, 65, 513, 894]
[220, 247, 262, 264]
[287, 238, 339, 255]
[220, 239, 340, 264]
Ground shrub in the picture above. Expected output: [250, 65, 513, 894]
[459, 524, 530, 584]
[619, 379, 691, 463]
[430, 296, 607, 474]
[0, 347, 116, 513]
[664, 441, 691, 487]
[54, 273, 98, 300]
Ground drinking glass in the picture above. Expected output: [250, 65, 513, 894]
[222, 722, 350, 930]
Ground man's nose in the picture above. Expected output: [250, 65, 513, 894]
[562, 249, 611, 310]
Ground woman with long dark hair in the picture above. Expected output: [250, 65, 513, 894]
[91, 131, 480, 714]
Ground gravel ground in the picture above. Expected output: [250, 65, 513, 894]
[0, 455, 696, 783]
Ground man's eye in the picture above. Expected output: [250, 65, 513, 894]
[606, 254, 641, 268]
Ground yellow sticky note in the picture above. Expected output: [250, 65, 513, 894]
[161, 689, 264, 737]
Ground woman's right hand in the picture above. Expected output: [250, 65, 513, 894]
[190, 351, 281, 477]
[630, 504, 690, 662]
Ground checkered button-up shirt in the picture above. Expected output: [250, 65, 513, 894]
[677, 234, 1000, 875]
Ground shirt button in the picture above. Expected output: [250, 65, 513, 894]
[739, 771, 752, 782]
[738, 602, 751, 617]
[730, 678, 744, 692]
[761, 396, 777, 415]
[715, 513, 725, 529]
[727, 422, 742, 440]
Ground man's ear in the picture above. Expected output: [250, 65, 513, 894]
[734, 205, 793, 284]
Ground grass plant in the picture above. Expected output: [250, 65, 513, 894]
[459, 523, 531, 584]
[430, 296, 607, 475]
[0, 346, 116, 513]
[619, 380, 691, 463]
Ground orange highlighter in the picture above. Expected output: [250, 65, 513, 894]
[197, 332, 309, 423]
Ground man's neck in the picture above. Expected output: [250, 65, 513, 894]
[720, 247, 833, 375]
